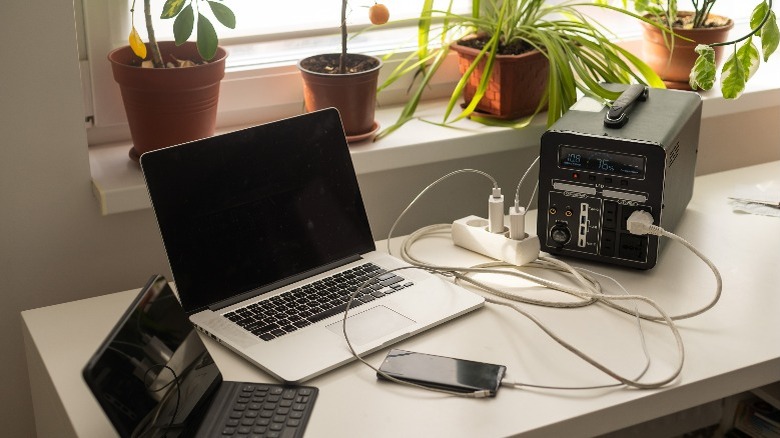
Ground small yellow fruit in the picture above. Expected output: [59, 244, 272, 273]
[369, 3, 390, 25]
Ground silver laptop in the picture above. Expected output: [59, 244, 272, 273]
[140, 108, 484, 383]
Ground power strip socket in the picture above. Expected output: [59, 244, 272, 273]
[451, 215, 540, 266]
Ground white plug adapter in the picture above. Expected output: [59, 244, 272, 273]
[627, 210, 656, 235]
[488, 188, 505, 234]
[451, 215, 540, 266]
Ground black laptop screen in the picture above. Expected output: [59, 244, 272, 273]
[141, 109, 376, 313]
[83, 276, 222, 438]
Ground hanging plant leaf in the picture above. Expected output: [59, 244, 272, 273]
[720, 47, 747, 99]
[737, 38, 761, 81]
[129, 26, 147, 59]
[208, 1, 236, 29]
[689, 44, 715, 91]
[173, 4, 195, 45]
[197, 13, 218, 61]
[161, 0, 187, 19]
[750, 3, 780, 62]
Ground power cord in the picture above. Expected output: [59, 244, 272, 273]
[343, 165, 721, 396]
[339, 265, 495, 399]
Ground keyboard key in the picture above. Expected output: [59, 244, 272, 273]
[229, 263, 413, 341]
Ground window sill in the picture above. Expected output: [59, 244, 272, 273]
[90, 60, 780, 216]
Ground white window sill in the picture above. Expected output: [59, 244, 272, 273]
[90, 60, 780, 215]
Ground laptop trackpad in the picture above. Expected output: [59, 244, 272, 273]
[326, 306, 415, 346]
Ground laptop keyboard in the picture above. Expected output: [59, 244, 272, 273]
[222, 384, 317, 437]
[224, 263, 414, 341]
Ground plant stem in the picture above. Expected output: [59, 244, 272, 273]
[693, 0, 716, 28]
[144, 0, 164, 67]
[709, 0, 773, 47]
[339, 0, 347, 74]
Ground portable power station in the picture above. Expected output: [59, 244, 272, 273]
[537, 84, 702, 269]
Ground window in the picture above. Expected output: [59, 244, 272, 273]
[80, 0, 470, 144]
[79, 0, 771, 146]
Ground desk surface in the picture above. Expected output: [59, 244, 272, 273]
[23, 161, 780, 438]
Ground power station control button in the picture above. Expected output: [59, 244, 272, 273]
[549, 225, 572, 247]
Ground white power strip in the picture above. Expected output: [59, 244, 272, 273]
[451, 215, 540, 266]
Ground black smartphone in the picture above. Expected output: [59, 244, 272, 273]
[376, 349, 506, 396]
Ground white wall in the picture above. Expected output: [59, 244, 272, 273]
[1, 1, 778, 437]
[1, 1, 172, 436]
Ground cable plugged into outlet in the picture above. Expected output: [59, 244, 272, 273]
[488, 188, 505, 234]
[451, 215, 540, 266]
[626, 210, 659, 236]
[508, 206, 527, 240]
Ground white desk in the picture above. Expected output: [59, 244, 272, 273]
[23, 161, 780, 437]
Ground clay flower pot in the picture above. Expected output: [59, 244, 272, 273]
[298, 53, 382, 142]
[108, 41, 227, 162]
[450, 40, 549, 120]
[641, 12, 734, 90]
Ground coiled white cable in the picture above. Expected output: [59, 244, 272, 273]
[343, 166, 721, 394]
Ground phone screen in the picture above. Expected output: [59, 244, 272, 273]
[377, 349, 506, 396]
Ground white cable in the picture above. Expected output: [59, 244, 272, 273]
[398, 225, 684, 390]
[352, 167, 720, 395]
[339, 265, 493, 399]
[385, 169, 498, 255]
[620, 210, 723, 321]
[513, 156, 539, 210]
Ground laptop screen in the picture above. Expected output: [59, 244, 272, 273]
[141, 109, 376, 314]
[83, 276, 222, 438]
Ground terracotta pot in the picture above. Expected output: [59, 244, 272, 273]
[450, 41, 549, 120]
[298, 53, 381, 140]
[641, 12, 733, 90]
[108, 41, 227, 162]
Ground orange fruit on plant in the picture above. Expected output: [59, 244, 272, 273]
[369, 3, 389, 25]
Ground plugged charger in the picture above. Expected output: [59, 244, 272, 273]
[451, 215, 540, 266]
[626, 210, 658, 236]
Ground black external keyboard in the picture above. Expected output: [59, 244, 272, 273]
[222, 384, 317, 438]
[224, 263, 414, 341]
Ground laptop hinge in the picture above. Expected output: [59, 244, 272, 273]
[207, 254, 363, 311]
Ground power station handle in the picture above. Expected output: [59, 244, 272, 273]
[604, 85, 649, 129]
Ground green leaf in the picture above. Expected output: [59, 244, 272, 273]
[161, 0, 186, 19]
[196, 13, 218, 61]
[720, 47, 747, 99]
[750, 1, 769, 35]
[208, 1, 236, 29]
[737, 38, 761, 81]
[761, 11, 779, 61]
[689, 44, 716, 91]
[173, 4, 194, 45]
[375, 46, 450, 140]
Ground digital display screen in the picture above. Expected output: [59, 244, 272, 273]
[559, 145, 645, 178]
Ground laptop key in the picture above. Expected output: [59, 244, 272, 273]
[380, 276, 403, 287]
[307, 302, 350, 322]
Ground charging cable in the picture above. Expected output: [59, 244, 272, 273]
[339, 265, 495, 399]
[366, 165, 722, 393]
[620, 210, 723, 321]
[386, 169, 498, 255]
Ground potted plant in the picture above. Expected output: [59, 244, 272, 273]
[376, 0, 665, 139]
[627, 0, 778, 97]
[108, 0, 236, 162]
[297, 1, 389, 142]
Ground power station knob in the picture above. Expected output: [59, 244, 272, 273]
[549, 224, 571, 247]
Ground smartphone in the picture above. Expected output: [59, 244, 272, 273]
[376, 349, 506, 396]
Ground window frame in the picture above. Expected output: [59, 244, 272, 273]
[79, 0, 772, 146]
[80, 0, 472, 145]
